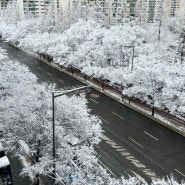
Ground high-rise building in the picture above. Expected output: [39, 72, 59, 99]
[0, 0, 184, 21]
[23, 0, 51, 17]
[0, 0, 51, 17]
[0, 0, 11, 9]
[66, 0, 131, 25]
[164, 0, 183, 16]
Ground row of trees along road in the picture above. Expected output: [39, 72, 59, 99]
[0, 1, 185, 184]
[0, 14, 184, 119]
[1, 41, 185, 185]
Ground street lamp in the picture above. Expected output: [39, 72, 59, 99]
[52, 85, 91, 178]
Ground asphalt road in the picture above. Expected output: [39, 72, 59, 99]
[1, 41, 185, 184]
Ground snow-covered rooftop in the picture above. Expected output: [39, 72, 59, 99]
[0, 156, 10, 168]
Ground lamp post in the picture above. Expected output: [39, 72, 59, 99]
[131, 44, 135, 72]
[52, 85, 91, 178]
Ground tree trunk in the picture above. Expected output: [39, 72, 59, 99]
[34, 174, 39, 185]
[34, 142, 40, 185]
[101, 84, 104, 91]
[129, 98, 131, 104]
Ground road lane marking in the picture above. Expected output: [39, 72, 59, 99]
[59, 79, 64, 83]
[112, 112, 124, 120]
[129, 137, 144, 148]
[99, 116, 109, 124]
[98, 159, 118, 178]
[100, 133, 157, 178]
[144, 131, 158, 141]
[47, 72, 52, 76]
[174, 169, 185, 177]
[90, 98, 98, 104]
[130, 170, 144, 180]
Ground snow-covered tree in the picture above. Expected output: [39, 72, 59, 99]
[0, 47, 106, 185]
[1, 0, 21, 25]
[1, 10, 185, 184]
[135, 0, 149, 23]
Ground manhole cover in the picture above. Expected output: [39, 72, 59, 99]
[90, 93, 100, 98]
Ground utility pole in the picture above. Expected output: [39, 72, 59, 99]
[52, 92, 55, 179]
[158, 0, 163, 42]
[69, 0, 72, 26]
[131, 44, 135, 71]
[181, 34, 185, 63]
[54, 0, 58, 26]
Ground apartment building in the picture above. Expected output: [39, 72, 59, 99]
[0, 0, 11, 8]
[67, 0, 131, 25]
[0, 0, 51, 17]
[132, 0, 184, 19]
[63, 0, 160, 24]
[69, 0, 184, 22]
[0, 0, 184, 21]
[164, 0, 183, 16]
[23, 0, 51, 17]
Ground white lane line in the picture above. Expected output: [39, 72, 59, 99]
[174, 169, 185, 177]
[129, 137, 144, 148]
[47, 72, 52, 76]
[144, 131, 158, 141]
[99, 116, 109, 124]
[130, 170, 144, 180]
[90, 98, 99, 104]
[98, 160, 118, 178]
[112, 112, 124, 120]
[59, 79, 64, 83]
[101, 134, 157, 178]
